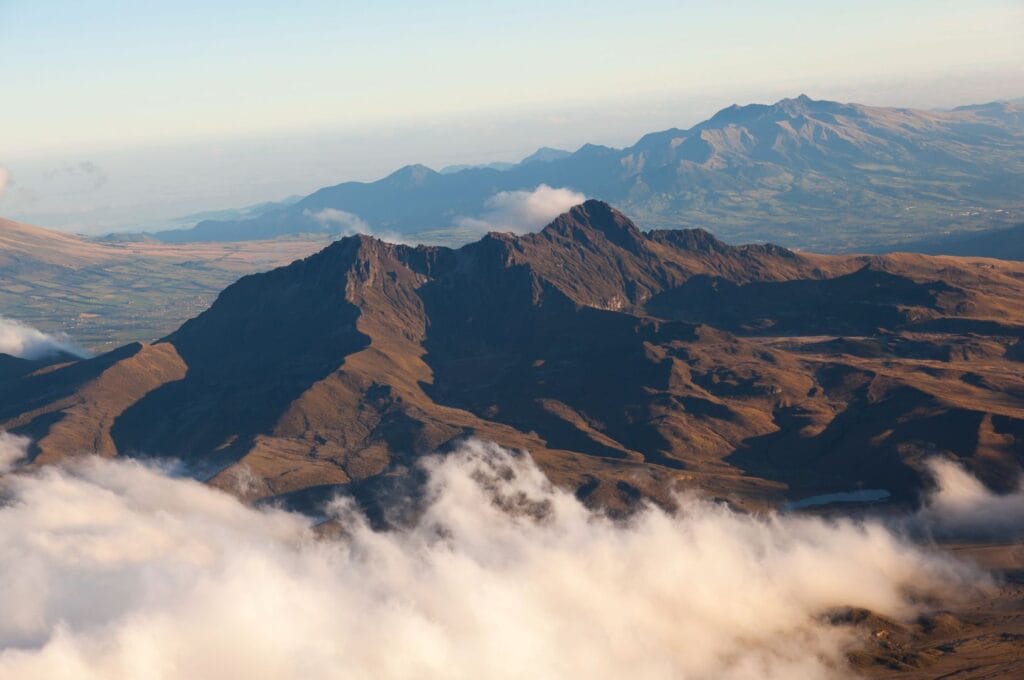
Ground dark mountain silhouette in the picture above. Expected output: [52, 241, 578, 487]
[154, 96, 1024, 251]
[4, 201, 1024, 512]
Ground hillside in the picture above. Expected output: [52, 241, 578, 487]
[156, 96, 1024, 251]
[4, 201, 1024, 515]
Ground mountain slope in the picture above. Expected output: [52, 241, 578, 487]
[0, 217, 117, 268]
[159, 97, 1024, 250]
[4, 201, 1024, 513]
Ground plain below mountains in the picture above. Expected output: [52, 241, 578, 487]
[0, 217, 328, 350]
[153, 95, 1024, 252]
[885, 221, 1024, 260]
[4, 201, 1024, 518]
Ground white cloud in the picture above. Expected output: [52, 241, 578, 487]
[303, 208, 409, 245]
[0, 438, 984, 680]
[0, 166, 10, 197]
[455, 185, 586, 235]
[0, 317, 87, 360]
[0, 432, 29, 473]
[916, 457, 1024, 539]
[305, 207, 372, 234]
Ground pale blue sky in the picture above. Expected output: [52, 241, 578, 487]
[0, 0, 1021, 232]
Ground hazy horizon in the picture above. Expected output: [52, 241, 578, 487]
[1, 0, 1022, 234]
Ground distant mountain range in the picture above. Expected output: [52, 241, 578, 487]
[438, 147, 571, 174]
[151, 95, 1024, 252]
[7, 201, 1024, 514]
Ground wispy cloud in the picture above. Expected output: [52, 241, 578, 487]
[305, 207, 371, 233]
[42, 161, 109, 191]
[455, 185, 586, 235]
[0, 317, 87, 361]
[303, 208, 409, 244]
[916, 457, 1024, 539]
[0, 438, 985, 679]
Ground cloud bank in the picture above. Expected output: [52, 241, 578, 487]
[0, 439, 985, 680]
[0, 317, 87, 360]
[917, 457, 1024, 539]
[456, 185, 586, 234]
[0, 432, 29, 474]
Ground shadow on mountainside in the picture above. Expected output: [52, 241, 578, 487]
[110, 241, 371, 464]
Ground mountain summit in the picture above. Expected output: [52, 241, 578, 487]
[4, 202, 1024, 513]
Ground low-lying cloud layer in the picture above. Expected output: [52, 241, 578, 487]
[0, 439, 989, 680]
[917, 457, 1024, 539]
[456, 185, 586, 234]
[0, 316, 87, 360]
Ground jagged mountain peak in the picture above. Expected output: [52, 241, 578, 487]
[252, 201, 809, 310]
[542, 200, 642, 238]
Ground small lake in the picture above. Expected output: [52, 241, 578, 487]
[783, 489, 891, 512]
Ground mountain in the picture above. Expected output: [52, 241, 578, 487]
[439, 147, 571, 174]
[520, 146, 572, 164]
[886, 222, 1024, 260]
[1, 216, 116, 268]
[4, 201, 1024, 515]
[156, 96, 1024, 251]
[0, 217, 328, 350]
